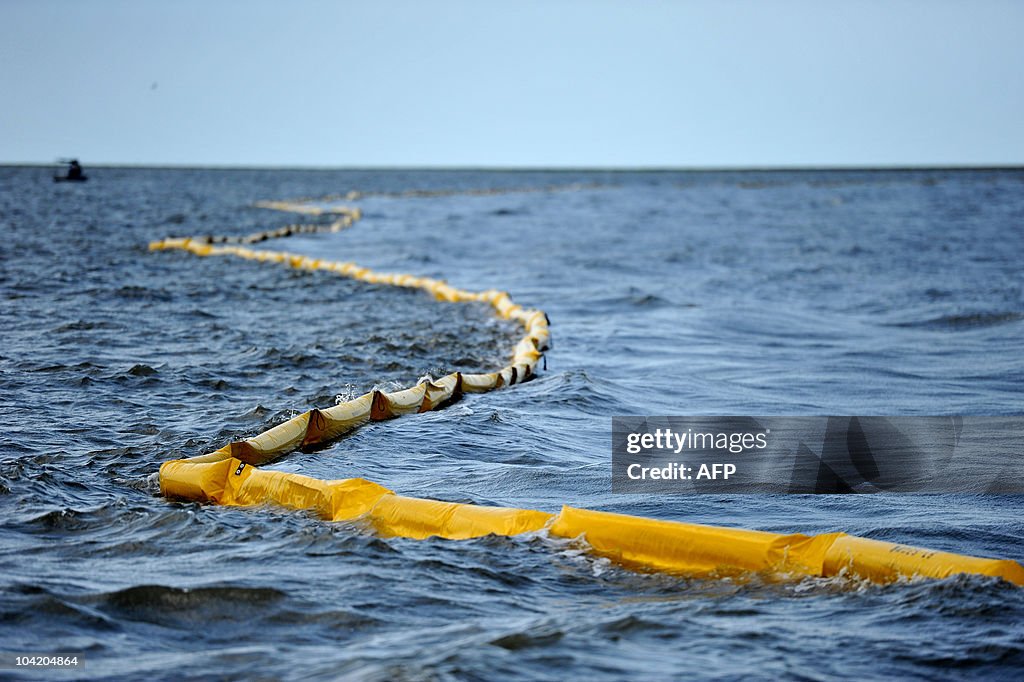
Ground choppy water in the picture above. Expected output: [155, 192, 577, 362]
[1, 166, 1023, 680]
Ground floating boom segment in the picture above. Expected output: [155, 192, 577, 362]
[158, 458, 1024, 586]
[151, 199, 1024, 588]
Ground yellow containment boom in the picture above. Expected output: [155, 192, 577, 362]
[158, 456, 1024, 585]
[151, 198, 1024, 588]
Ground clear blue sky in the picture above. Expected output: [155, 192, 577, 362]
[2, 0, 1022, 167]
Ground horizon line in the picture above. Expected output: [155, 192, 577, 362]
[5, 161, 1024, 173]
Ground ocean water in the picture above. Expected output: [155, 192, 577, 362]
[1, 166, 1023, 680]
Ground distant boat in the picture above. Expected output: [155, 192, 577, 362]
[53, 159, 88, 182]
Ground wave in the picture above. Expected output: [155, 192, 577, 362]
[887, 311, 1023, 330]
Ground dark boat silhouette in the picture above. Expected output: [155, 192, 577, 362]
[53, 159, 88, 182]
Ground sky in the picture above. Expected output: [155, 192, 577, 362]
[1, 0, 1022, 168]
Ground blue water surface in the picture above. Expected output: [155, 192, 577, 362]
[1, 167, 1022, 680]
